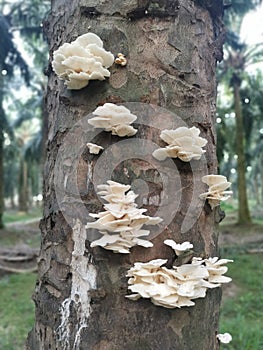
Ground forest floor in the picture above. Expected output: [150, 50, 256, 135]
[1, 219, 41, 248]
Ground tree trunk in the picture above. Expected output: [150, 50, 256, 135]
[18, 157, 29, 212]
[252, 171, 260, 205]
[0, 130, 4, 228]
[260, 153, 263, 203]
[27, 1, 224, 349]
[0, 76, 5, 229]
[233, 82, 251, 224]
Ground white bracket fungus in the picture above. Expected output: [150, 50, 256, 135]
[217, 333, 232, 344]
[126, 240, 232, 309]
[204, 257, 233, 284]
[88, 103, 138, 137]
[164, 239, 193, 256]
[115, 53, 127, 66]
[52, 32, 114, 90]
[199, 175, 233, 209]
[152, 126, 207, 162]
[86, 142, 104, 154]
[86, 180, 162, 253]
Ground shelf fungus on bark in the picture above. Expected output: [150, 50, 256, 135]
[86, 180, 162, 253]
[86, 142, 104, 154]
[199, 175, 233, 209]
[164, 239, 193, 256]
[126, 240, 233, 309]
[152, 126, 207, 162]
[88, 103, 138, 137]
[51, 32, 114, 90]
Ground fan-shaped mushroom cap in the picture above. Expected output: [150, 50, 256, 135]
[88, 103, 138, 137]
[153, 126, 207, 162]
[200, 174, 233, 209]
[86, 142, 104, 154]
[164, 239, 193, 256]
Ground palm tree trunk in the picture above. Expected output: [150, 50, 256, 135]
[27, 1, 224, 349]
[18, 157, 28, 212]
[0, 130, 4, 228]
[252, 172, 260, 205]
[260, 153, 263, 203]
[233, 82, 251, 224]
[0, 75, 5, 229]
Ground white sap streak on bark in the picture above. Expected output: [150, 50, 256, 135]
[86, 163, 93, 189]
[63, 174, 68, 190]
[56, 220, 97, 350]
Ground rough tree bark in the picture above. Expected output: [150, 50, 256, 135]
[27, 1, 225, 349]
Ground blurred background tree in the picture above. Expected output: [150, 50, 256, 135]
[217, 0, 263, 224]
[0, 0, 49, 227]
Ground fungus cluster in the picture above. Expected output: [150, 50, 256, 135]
[152, 126, 207, 162]
[126, 240, 232, 308]
[88, 103, 138, 137]
[52, 32, 114, 90]
[86, 180, 162, 253]
[199, 175, 233, 209]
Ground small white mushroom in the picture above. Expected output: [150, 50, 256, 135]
[217, 333, 232, 344]
[115, 53, 127, 66]
[52, 32, 114, 90]
[88, 103, 138, 137]
[86, 142, 104, 154]
[199, 174, 233, 209]
[152, 126, 207, 162]
[164, 239, 193, 256]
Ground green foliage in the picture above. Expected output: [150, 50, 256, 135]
[0, 273, 36, 350]
[4, 0, 50, 69]
[220, 254, 263, 350]
[220, 200, 237, 213]
[224, 0, 263, 33]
